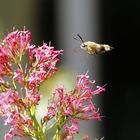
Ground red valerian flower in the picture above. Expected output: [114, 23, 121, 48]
[46, 73, 105, 121]
[0, 29, 63, 140]
[28, 43, 63, 90]
[83, 135, 88, 140]
[45, 73, 105, 139]
[0, 29, 106, 140]
[64, 118, 80, 139]
[3, 30, 31, 56]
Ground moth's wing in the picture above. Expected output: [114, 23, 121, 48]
[87, 45, 96, 54]
[73, 46, 81, 53]
[86, 42, 97, 54]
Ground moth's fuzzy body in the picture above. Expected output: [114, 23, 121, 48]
[74, 34, 113, 55]
[81, 41, 112, 55]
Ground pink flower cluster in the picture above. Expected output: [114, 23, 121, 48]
[45, 73, 105, 140]
[0, 29, 105, 140]
[0, 29, 63, 139]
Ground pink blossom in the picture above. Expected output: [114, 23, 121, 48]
[13, 68, 25, 85]
[28, 43, 63, 90]
[26, 91, 42, 106]
[0, 48, 13, 76]
[46, 73, 105, 121]
[45, 73, 105, 139]
[44, 106, 56, 121]
[0, 90, 33, 139]
[64, 118, 79, 138]
[4, 128, 26, 140]
[0, 90, 22, 112]
[61, 118, 80, 140]
[83, 135, 88, 140]
[3, 30, 31, 56]
[0, 30, 31, 80]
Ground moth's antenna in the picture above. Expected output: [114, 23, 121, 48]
[73, 34, 86, 48]
[73, 36, 81, 43]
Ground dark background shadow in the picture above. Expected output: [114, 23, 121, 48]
[101, 0, 140, 139]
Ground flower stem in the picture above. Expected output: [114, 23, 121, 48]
[31, 114, 47, 140]
[53, 126, 61, 140]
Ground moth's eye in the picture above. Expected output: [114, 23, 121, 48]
[81, 43, 86, 48]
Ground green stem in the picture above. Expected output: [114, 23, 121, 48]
[53, 126, 61, 140]
[52, 115, 69, 140]
[31, 113, 47, 140]
[12, 79, 17, 90]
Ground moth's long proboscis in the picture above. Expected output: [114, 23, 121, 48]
[77, 34, 84, 43]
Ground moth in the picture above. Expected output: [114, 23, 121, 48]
[73, 34, 113, 55]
